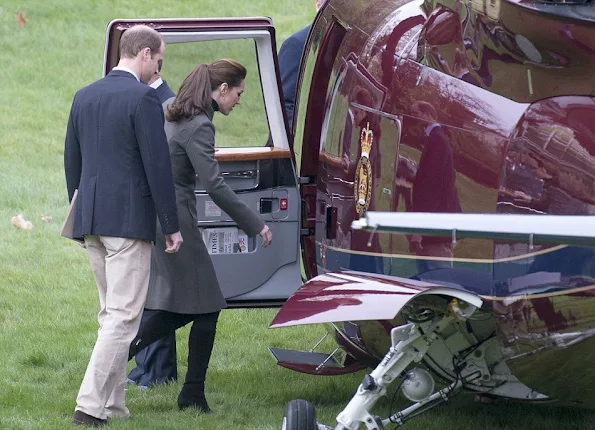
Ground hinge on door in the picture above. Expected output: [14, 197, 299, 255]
[299, 176, 315, 185]
[301, 228, 315, 236]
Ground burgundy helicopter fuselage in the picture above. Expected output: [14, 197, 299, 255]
[284, 0, 595, 407]
[102, 0, 595, 410]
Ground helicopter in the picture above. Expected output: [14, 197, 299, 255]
[104, 0, 595, 427]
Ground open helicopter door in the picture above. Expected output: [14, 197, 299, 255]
[104, 18, 302, 307]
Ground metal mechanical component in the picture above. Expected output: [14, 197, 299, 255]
[401, 368, 435, 402]
[299, 297, 483, 430]
[332, 314, 466, 429]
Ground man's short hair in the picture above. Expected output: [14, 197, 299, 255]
[119, 25, 163, 59]
[412, 101, 437, 121]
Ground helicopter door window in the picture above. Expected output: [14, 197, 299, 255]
[159, 38, 273, 148]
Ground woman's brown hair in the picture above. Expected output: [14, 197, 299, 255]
[166, 59, 247, 122]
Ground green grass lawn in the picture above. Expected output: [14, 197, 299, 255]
[1, 1, 595, 429]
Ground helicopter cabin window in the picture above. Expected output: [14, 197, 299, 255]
[159, 37, 280, 149]
[292, 19, 348, 176]
[320, 67, 347, 159]
[392, 22, 423, 68]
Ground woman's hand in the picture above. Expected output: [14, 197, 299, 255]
[259, 224, 272, 248]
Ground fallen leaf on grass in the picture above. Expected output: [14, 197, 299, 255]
[40, 215, 53, 222]
[11, 214, 34, 230]
[16, 11, 27, 28]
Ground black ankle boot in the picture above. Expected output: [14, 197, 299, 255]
[177, 383, 211, 413]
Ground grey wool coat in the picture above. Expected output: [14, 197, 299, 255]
[144, 100, 265, 314]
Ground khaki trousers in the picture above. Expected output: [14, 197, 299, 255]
[75, 235, 152, 420]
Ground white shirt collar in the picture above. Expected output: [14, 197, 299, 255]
[425, 123, 441, 136]
[112, 66, 139, 82]
[149, 77, 163, 89]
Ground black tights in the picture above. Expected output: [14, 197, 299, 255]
[129, 309, 219, 409]
[129, 310, 219, 361]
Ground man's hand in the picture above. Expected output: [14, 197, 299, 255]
[165, 231, 183, 253]
[259, 224, 272, 248]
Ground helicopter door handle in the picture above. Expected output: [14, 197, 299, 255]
[221, 170, 257, 179]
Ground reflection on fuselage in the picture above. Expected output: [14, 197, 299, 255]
[294, 0, 595, 408]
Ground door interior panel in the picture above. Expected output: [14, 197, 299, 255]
[225, 263, 304, 306]
[194, 188, 300, 224]
[195, 153, 301, 306]
[199, 160, 260, 192]
[208, 221, 299, 299]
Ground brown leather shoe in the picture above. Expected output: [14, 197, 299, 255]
[72, 410, 107, 427]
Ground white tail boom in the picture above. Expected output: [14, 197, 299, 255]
[351, 212, 595, 246]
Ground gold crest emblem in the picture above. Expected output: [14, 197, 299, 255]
[354, 122, 373, 218]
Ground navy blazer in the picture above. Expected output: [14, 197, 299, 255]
[412, 124, 461, 246]
[64, 70, 179, 242]
[278, 25, 310, 130]
[155, 79, 175, 103]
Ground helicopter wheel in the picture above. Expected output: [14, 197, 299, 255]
[281, 399, 317, 430]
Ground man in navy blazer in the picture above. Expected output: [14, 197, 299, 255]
[408, 101, 461, 273]
[150, 71, 175, 106]
[64, 25, 183, 427]
[278, 0, 326, 130]
[265, 0, 325, 150]
[126, 70, 179, 389]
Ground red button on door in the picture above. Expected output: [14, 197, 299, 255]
[280, 198, 288, 210]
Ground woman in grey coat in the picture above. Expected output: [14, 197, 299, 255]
[128, 59, 272, 412]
